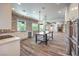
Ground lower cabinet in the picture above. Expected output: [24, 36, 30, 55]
[0, 39, 20, 56]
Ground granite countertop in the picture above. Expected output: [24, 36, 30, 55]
[0, 32, 28, 45]
[0, 36, 20, 45]
[0, 32, 28, 39]
[0, 35, 13, 39]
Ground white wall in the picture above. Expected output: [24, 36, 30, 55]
[0, 3, 11, 29]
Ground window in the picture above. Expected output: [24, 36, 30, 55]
[32, 23, 38, 31]
[39, 24, 44, 31]
[17, 20, 26, 32]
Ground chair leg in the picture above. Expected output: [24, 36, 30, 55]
[45, 34, 47, 45]
[35, 34, 37, 43]
[52, 32, 53, 40]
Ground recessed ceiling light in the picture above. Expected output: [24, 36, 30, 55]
[12, 8, 15, 10]
[71, 7, 78, 11]
[33, 11, 35, 13]
[74, 7, 78, 10]
[58, 11, 62, 13]
[17, 3, 21, 5]
[71, 8, 74, 11]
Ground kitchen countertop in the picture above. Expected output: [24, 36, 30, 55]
[0, 32, 28, 45]
[0, 32, 28, 39]
[0, 36, 20, 45]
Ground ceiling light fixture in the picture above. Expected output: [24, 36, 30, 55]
[74, 7, 78, 10]
[71, 7, 78, 11]
[12, 8, 15, 10]
[71, 8, 74, 11]
[17, 3, 21, 5]
[33, 11, 35, 13]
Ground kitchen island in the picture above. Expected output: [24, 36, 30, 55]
[0, 34, 20, 56]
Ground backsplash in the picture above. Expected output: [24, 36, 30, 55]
[0, 29, 15, 34]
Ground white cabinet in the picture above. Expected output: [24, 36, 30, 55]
[0, 37, 20, 56]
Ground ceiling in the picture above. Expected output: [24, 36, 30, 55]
[11, 3, 69, 22]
